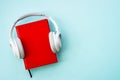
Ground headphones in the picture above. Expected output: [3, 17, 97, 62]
[9, 13, 62, 59]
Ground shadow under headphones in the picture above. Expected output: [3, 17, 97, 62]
[9, 13, 62, 59]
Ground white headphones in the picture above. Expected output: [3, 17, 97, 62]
[9, 13, 62, 59]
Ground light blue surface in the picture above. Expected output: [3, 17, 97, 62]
[0, 0, 120, 80]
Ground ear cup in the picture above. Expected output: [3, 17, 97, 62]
[49, 32, 57, 53]
[54, 32, 62, 52]
[13, 38, 24, 59]
[49, 32, 62, 53]
[53, 33, 59, 52]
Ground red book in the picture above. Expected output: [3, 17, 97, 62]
[16, 19, 58, 70]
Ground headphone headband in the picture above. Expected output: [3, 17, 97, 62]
[9, 13, 60, 44]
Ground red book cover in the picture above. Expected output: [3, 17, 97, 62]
[15, 19, 58, 70]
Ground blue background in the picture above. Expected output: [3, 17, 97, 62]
[0, 0, 120, 80]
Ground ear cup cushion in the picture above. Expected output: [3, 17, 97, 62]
[12, 40, 21, 58]
[54, 33, 62, 52]
[15, 38, 25, 59]
[49, 32, 57, 53]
